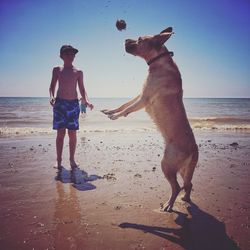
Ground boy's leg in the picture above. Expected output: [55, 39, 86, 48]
[68, 129, 78, 167]
[56, 128, 66, 167]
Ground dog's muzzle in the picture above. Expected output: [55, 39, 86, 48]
[125, 39, 137, 54]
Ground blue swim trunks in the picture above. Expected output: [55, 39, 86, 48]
[53, 98, 80, 130]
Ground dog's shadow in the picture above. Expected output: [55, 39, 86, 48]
[119, 202, 240, 250]
[55, 166, 102, 191]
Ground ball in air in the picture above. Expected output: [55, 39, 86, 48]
[116, 19, 126, 31]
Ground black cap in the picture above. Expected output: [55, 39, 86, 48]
[60, 45, 78, 56]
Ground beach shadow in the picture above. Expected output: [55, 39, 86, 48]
[119, 202, 240, 250]
[55, 166, 102, 191]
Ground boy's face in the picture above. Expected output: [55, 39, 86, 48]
[60, 50, 76, 63]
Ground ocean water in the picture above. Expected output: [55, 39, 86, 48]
[0, 97, 249, 136]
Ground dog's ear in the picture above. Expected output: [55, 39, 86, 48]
[152, 27, 173, 47]
[160, 27, 173, 34]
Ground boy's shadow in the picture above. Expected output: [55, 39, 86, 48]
[55, 166, 102, 191]
[119, 202, 240, 250]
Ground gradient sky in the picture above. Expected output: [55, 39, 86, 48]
[0, 0, 249, 98]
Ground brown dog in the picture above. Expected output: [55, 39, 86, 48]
[101, 27, 198, 212]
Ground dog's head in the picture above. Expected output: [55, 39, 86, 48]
[125, 27, 173, 60]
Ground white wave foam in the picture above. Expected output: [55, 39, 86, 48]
[0, 126, 157, 136]
[0, 127, 53, 136]
[0, 124, 250, 137]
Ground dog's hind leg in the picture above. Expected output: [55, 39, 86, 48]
[180, 167, 193, 203]
[180, 151, 198, 202]
[161, 158, 181, 212]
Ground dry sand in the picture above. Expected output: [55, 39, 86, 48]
[0, 130, 249, 250]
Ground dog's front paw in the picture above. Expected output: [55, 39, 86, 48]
[100, 109, 109, 114]
[101, 109, 115, 115]
[108, 114, 119, 120]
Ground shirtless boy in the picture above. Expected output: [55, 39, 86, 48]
[49, 45, 93, 169]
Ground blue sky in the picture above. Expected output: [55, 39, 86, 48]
[0, 0, 249, 98]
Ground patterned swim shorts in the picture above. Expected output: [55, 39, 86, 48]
[53, 98, 80, 130]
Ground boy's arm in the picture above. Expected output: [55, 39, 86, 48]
[78, 71, 93, 109]
[77, 71, 86, 102]
[49, 67, 59, 106]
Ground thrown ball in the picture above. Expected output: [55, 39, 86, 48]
[116, 19, 126, 31]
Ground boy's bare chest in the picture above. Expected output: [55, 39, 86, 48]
[58, 69, 78, 83]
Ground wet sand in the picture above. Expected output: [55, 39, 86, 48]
[0, 130, 249, 250]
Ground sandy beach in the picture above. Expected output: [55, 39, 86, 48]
[0, 130, 249, 250]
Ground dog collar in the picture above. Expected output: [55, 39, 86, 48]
[147, 51, 174, 66]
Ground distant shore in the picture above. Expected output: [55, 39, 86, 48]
[0, 130, 249, 249]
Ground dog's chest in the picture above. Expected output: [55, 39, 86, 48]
[143, 73, 171, 98]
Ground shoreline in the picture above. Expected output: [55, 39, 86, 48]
[0, 130, 249, 249]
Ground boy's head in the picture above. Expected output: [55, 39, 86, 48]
[60, 45, 78, 63]
[60, 45, 78, 56]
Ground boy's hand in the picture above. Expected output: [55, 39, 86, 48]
[81, 99, 94, 110]
[87, 103, 94, 110]
[50, 97, 55, 106]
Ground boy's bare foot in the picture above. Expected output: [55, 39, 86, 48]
[53, 160, 62, 170]
[70, 159, 79, 169]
